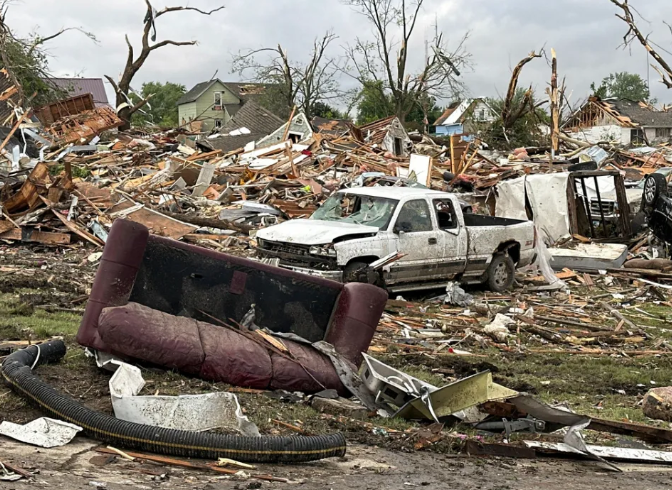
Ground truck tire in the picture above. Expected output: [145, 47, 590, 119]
[487, 254, 514, 292]
[642, 173, 667, 212]
[344, 261, 381, 286]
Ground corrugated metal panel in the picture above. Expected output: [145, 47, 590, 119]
[46, 78, 110, 107]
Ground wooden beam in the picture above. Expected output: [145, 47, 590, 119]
[0, 111, 29, 154]
[0, 228, 71, 245]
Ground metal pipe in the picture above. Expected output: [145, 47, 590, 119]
[579, 177, 596, 237]
[593, 176, 608, 238]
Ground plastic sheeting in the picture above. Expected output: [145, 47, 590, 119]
[495, 176, 527, 221]
[496, 174, 570, 244]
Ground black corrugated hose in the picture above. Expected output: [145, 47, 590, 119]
[1, 340, 346, 463]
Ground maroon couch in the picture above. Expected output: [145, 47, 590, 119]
[77, 219, 387, 390]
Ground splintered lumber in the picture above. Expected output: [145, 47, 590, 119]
[160, 211, 253, 234]
[599, 302, 637, 331]
[550, 48, 560, 153]
[96, 448, 288, 482]
[0, 228, 71, 245]
[38, 196, 103, 247]
[0, 111, 29, 153]
[535, 315, 612, 332]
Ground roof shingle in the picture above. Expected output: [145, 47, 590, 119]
[205, 100, 284, 152]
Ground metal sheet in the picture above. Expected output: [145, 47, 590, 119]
[525, 441, 672, 464]
[0, 418, 82, 448]
[109, 361, 260, 436]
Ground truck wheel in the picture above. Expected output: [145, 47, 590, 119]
[642, 173, 667, 212]
[344, 261, 381, 286]
[487, 254, 514, 292]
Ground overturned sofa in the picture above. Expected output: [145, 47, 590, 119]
[77, 219, 388, 393]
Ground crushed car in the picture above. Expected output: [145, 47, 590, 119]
[255, 187, 537, 293]
[642, 170, 672, 244]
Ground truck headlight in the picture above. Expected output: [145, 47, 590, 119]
[309, 245, 337, 257]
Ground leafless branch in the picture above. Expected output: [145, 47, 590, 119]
[610, 0, 672, 88]
[27, 27, 98, 56]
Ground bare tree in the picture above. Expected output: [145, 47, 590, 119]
[232, 31, 341, 119]
[610, 0, 672, 88]
[106, 0, 224, 131]
[343, 0, 470, 123]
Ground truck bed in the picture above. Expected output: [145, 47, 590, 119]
[463, 214, 527, 227]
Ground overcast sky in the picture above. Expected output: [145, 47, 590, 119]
[7, 0, 672, 112]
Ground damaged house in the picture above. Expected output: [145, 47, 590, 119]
[434, 98, 495, 137]
[359, 115, 412, 157]
[200, 100, 284, 153]
[177, 79, 270, 132]
[566, 97, 672, 146]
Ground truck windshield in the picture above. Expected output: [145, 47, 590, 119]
[311, 193, 399, 228]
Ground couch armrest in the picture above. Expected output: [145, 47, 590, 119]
[76, 219, 149, 350]
[324, 283, 388, 367]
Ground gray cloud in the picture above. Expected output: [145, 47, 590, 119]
[6, 0, 672, 110]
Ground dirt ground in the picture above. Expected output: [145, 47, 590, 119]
[3, 244, 672, 488]
[3, 437, 672, 490]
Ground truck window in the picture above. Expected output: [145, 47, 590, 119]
[433, 199, 458, 230]
[395, 200, 432, 233]
[311, 193, 399, 228]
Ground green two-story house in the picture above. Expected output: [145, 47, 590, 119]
[177, 79, 270, 132]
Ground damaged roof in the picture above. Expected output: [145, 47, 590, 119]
[311, 116, 353, 138]
[177, 79, 272, 106]
[359, 115, 399, 145]
[434, 98, 491, 126]
[205, 100, 284, 153]
[45, 78, 110, 108]
[582, 97, 672, 129]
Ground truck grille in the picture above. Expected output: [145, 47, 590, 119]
[259, 240, 310, 256]
[590, 199, 615, 216]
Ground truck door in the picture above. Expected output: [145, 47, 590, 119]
[432, 198, 468, 278]
[387, 199, 445, 283]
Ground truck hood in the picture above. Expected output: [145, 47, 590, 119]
[256, 219, 379, 246]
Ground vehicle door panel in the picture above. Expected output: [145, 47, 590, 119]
[386, 199, 444, 283]
[432, 197, 468, 278]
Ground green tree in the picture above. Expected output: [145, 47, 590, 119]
[130, 81, 185, 128]
[1, 8, 96, 108]
[482, 88, 549, 149]
[590, 72, 650, 101]
[312, 101, 348, 120]
[405, 94, 443, 132]
[356, 80, 394, 124]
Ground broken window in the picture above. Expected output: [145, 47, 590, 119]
[395, 200, 432, 233]
[214, 119, 223, 129]
[394, 137, 403, 156]
[631, 128, 645, 144]
[311, 194, 398, 229]
[288, 132, 303, 143]
[433, 199, 458, 230]
[656, 128, 671, 138]
[214, 92, 222, 107]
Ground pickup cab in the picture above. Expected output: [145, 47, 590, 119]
[255, 187, 537, 293]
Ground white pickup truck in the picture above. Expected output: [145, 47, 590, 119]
[255, 187, 537, 293]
